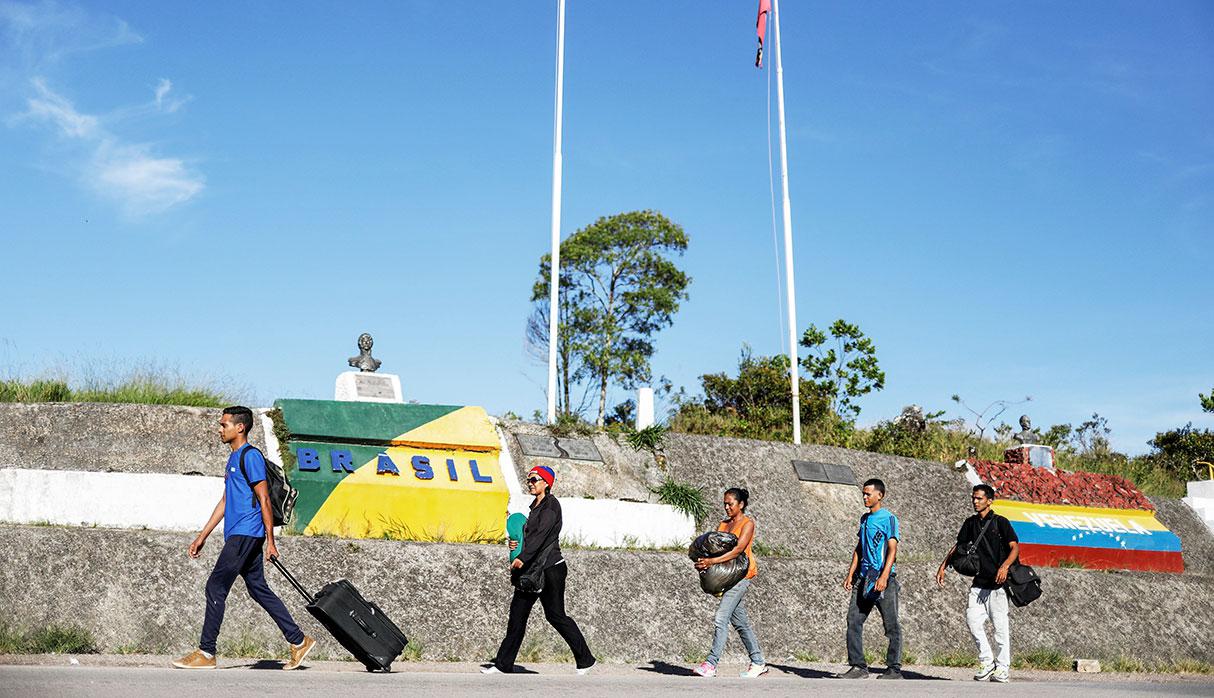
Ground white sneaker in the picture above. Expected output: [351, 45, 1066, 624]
[576, 663, 594, 675]
[481, 665, 502, 674]
[740, 663, 769, 678]
[693, 661, 717, 677]
[991, 667, 1010, 683]
[974, 663, 995, 681]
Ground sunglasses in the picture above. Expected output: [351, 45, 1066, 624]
[526, 477, 544, 484]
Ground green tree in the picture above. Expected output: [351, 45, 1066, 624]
[799, 319, 885, 420]
[1200, 388, 1214, 414]
[669, 346, 833, 442]
[530, 210, 690, 427]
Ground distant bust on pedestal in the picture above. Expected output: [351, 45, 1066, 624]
[348, 333, 382, 373]
[1013, 414, 1040, 445]
[336, 333, 402, 403]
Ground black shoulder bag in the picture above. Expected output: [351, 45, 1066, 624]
[978, 517, 1042, 607]
[950, 516, 994, 577]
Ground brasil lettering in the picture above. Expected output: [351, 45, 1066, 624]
[296, 448, 493, 483]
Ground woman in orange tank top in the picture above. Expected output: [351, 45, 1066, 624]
[691, 487, 766, 678]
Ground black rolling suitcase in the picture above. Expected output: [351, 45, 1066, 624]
[270, 556, 408, 672]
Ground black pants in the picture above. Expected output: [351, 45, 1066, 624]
[493, 562, 595, 671]
[199, 535, 304, 654]
[846, 574, 902, 670]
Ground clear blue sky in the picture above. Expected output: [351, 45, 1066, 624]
[2, 1, 1211, 454]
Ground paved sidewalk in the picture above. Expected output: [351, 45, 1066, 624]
[2, 654, 1212, 697]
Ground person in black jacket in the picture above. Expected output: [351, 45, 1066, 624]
[936, 484, 1019, 683]
[483, 466, 596, 675]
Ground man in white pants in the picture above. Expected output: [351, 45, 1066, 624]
[936, 484, 1019, 682]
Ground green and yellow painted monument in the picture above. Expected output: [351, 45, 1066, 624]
[275, 399, 509, 542]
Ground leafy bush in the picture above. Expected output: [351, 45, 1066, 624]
[654, 479, 710, 524]
[669, 348, 837, 443]
[625, 423, 667, 452]
[549, 412, 595, 437]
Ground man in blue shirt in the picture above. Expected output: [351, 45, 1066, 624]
[172, 406, 315, 670]
[839, 478, 903, 680]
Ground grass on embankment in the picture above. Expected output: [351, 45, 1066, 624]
[0, 624, 97, 654]
[0, 373, 232, 408]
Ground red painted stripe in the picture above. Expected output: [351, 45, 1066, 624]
[1018, 543, 1184, 573]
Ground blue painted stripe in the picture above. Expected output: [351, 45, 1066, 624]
[1009, 521, 1182, 552]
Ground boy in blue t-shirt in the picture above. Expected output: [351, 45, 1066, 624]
[839, 478, 903, 680]
[172, 406, 315, 671]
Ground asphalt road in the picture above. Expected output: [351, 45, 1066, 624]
[2, 657, 1212, 698]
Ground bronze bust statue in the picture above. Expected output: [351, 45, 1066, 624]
[348, 333, 382, 373]
[1013, 414, 1040, 445]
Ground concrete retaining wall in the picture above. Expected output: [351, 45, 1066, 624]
[0, 403, 265, 477]
[4, 403, 1214, 665]
[2, 523, 1211, 664]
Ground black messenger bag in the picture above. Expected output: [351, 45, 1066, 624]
[950, 516, 994, 577]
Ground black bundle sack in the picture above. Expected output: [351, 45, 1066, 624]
[688, 531, 749, 596]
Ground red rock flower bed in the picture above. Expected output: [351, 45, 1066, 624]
[972, 460, 1153, 511]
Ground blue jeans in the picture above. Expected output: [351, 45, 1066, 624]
[846, 574, 902, 670]
[706, 578, 764, 666]
[199, 535, 304, 654]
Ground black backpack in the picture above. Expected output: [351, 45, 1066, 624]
[239, 445, 298, 527]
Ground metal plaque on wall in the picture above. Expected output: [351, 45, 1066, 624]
[354, 374, 395, 399]
[516, 435, 603, 462]
[792, 460, 857, 486]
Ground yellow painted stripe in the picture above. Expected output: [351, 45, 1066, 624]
[388, 406, 499, 452]
[993, 500, 1168, 532]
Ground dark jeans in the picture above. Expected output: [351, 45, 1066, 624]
[846, 574, 902, 670]
[199, 535, 304, 654]
[493, 562, 595, 671]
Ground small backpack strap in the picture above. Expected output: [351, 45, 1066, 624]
[238, 445, 265, 485]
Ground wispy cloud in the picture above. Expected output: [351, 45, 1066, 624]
[152, 78, 189, 114]
[0, 0, 141, 74]
[20, 77, 204, 216]
[3, 2, 203, 217]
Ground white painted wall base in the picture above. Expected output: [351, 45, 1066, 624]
[1183, 479, 1214, 535]
[493, 422, 695, 549]
[559, 497, 695, 548]
[0, 468, 224, 532]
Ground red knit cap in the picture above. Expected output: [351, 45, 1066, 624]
[528, 466, 555, 489]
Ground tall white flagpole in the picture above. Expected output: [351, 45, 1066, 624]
[546, 0, 567, 424]
[772, 0, 801, 444]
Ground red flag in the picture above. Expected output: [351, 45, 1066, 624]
[755, 0, 771, 68]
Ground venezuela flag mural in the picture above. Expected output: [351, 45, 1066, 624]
[974, 458, 1183, 573]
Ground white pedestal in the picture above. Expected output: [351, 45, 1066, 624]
[334, 371, 403, 403]
[636, 387, 655, 430]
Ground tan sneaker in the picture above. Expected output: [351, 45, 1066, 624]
[172, 650, 216, 670]
[283, 636, 316, 670]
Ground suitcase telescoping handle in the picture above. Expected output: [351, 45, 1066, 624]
[269, 555, 315, 604]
